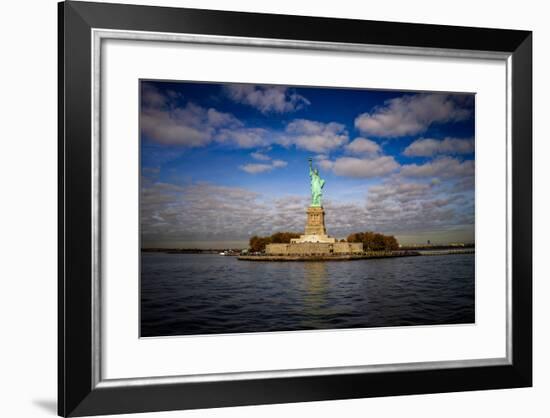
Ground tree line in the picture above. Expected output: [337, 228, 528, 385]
[346, 231, 399, 251]
[249, 232, 301, 252]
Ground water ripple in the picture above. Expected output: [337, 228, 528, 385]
[140, 253, 475, 337]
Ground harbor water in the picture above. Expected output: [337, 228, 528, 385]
[141, 252, 475, 337]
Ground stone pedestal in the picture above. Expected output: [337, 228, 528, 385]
[305, 206, 327, 235]
[290, 206, 336, 244]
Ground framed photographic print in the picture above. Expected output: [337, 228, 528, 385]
[58, 1, 532, 416]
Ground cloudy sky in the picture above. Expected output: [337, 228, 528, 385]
[140, 80, 475, 248]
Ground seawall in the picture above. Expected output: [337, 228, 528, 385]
[238, 251, 421, 262]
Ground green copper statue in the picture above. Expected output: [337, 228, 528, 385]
[309, 158, 325, 207]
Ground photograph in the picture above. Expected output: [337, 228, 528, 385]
[140, 80, 476, 337]
[49, 1, 535, 416]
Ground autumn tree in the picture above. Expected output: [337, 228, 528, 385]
[249, 235, 271, 252]
[270, 232, 301, 243]
[249, 232, 301, 252]
[347, 231, 399, 251]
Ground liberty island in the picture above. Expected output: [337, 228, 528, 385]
[240, 159, 364, 260]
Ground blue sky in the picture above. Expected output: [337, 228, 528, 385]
[140, 80, 475, 248]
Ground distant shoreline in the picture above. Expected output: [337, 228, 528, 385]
[141, 248, 233, 254]
[141, 245, 474, 255]
[141, 248, 475, 261]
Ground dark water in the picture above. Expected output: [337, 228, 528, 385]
[140, 253, 475, 337]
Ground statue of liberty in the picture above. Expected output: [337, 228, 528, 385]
[308, 158, 325, 207]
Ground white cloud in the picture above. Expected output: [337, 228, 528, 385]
[345, 137, 381, 155]
[142, 83, 169, 108]
[239, 163, 275, 174]
[141, 84, 245, 147]
[141, 107, 213, 147]
[141, 85, 352, 154]
[216, 127, 270, 148]
[239, 159, 287, 174]
[320, 156, 399, 178]
[224, 84, 310, 113]
[206, 108, 241, 127]
[250, 151, 271, 161]
[317, 158, 335, 171]
[403, 137, 474, 157]
[284, 119, 349, 153]
[354, 93, 472, 137]
[400, 157, 474, 178]
[141, 182, 270, 244]
[272, 159, 287, 168]
[361, 177, 474, 239]
[141, 178, 474, 247]
[141, 84, 274, 149]
[141, 182, 310, 245]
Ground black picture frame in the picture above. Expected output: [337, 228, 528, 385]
[58, 1, 532, 416]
